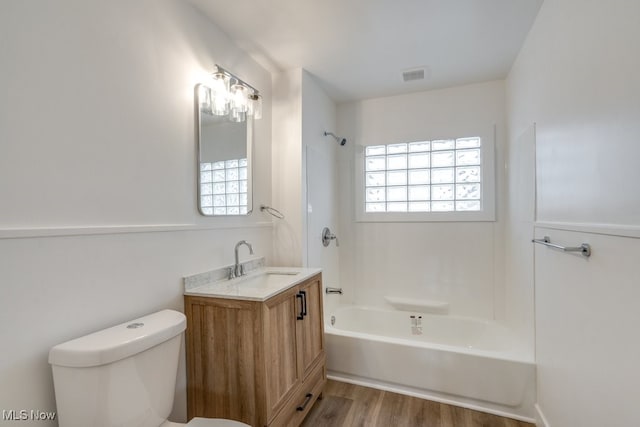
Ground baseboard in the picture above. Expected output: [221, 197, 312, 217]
[535, 404, 550, 427]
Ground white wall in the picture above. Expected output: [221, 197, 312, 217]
[302, 71, 340, 290]
[271, 68, 341, 290]
[271, 69, 304, 267]
[504, 125, 536, 355]
[336, 81, 507, 320]
[509, 1, 640, 228]
[0, 0, 273, 424]
[532, 228, 640, 427]
[506, 0, 640, 425]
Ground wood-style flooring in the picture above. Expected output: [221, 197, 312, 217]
[302, 380, 534, 427]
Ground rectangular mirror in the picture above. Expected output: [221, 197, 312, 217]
[196, 83, 253, 216]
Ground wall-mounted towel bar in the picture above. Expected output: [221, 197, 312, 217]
[532, 236, 591, 257]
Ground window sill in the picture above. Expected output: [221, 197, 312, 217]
[355, 210, 495, 223]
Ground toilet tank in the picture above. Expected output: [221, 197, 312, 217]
[49, 310, 186, 427]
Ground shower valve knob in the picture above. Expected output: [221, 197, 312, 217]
[321, 227, 339, 247]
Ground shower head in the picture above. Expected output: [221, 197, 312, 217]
[324, 131, 347, 146]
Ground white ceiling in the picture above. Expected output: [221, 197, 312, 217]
[189, 0, 543, 102]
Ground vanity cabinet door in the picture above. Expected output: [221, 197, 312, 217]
[297, 275, 325, 380]
[263, 286, 301, 422]
[185, 297, 259, 425]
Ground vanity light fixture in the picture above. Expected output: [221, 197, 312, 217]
[201, 64, 261, 122]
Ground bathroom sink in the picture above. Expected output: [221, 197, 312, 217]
[184, 266, 321, 301]
[236, 271, 301, 289]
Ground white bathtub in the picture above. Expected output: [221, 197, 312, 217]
[324, 306, 536, 421]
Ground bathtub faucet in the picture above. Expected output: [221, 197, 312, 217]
[325, 287, 343, 295]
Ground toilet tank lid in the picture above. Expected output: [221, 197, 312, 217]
[48, 309, 186, 368]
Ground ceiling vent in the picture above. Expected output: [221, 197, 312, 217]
[402, 68, 425, 82]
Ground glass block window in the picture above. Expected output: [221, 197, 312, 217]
[364, 138, 482, 213]
[200, 158, 248, 215]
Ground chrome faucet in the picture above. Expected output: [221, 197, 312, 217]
[231, 240, 254, 279]
[325, 287, 343, 295]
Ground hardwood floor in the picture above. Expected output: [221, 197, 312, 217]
[301, 380, 534, 427]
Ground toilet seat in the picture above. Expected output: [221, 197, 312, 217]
[163, 418, 250, 427]
[186, 417, 251, 427]
[186, 418, 251, 427]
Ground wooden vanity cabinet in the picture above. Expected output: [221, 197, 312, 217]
[185, 273, 326, 427]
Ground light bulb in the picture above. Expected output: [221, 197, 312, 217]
[210, 72, 230, 116]
[230, 108, 246, 123]
[248, 93, 262, 120]
[230, 84, 249, 114]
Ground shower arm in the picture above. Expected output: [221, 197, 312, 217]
[324, 131, 347, 146]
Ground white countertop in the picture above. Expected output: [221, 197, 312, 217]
[184, 266, 322, 301]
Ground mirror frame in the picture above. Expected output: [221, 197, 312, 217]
[195, 83, 253, 217]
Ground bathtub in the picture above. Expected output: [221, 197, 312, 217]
[324, 305, 536, 421]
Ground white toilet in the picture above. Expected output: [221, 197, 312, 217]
[49, 309, 249, 427]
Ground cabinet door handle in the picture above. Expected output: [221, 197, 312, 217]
[296, 293, 304, 320]
[296, 393, 313, 411]
[300, 290, 307, 317]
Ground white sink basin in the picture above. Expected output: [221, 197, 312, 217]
[236, 271, 301, 289]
